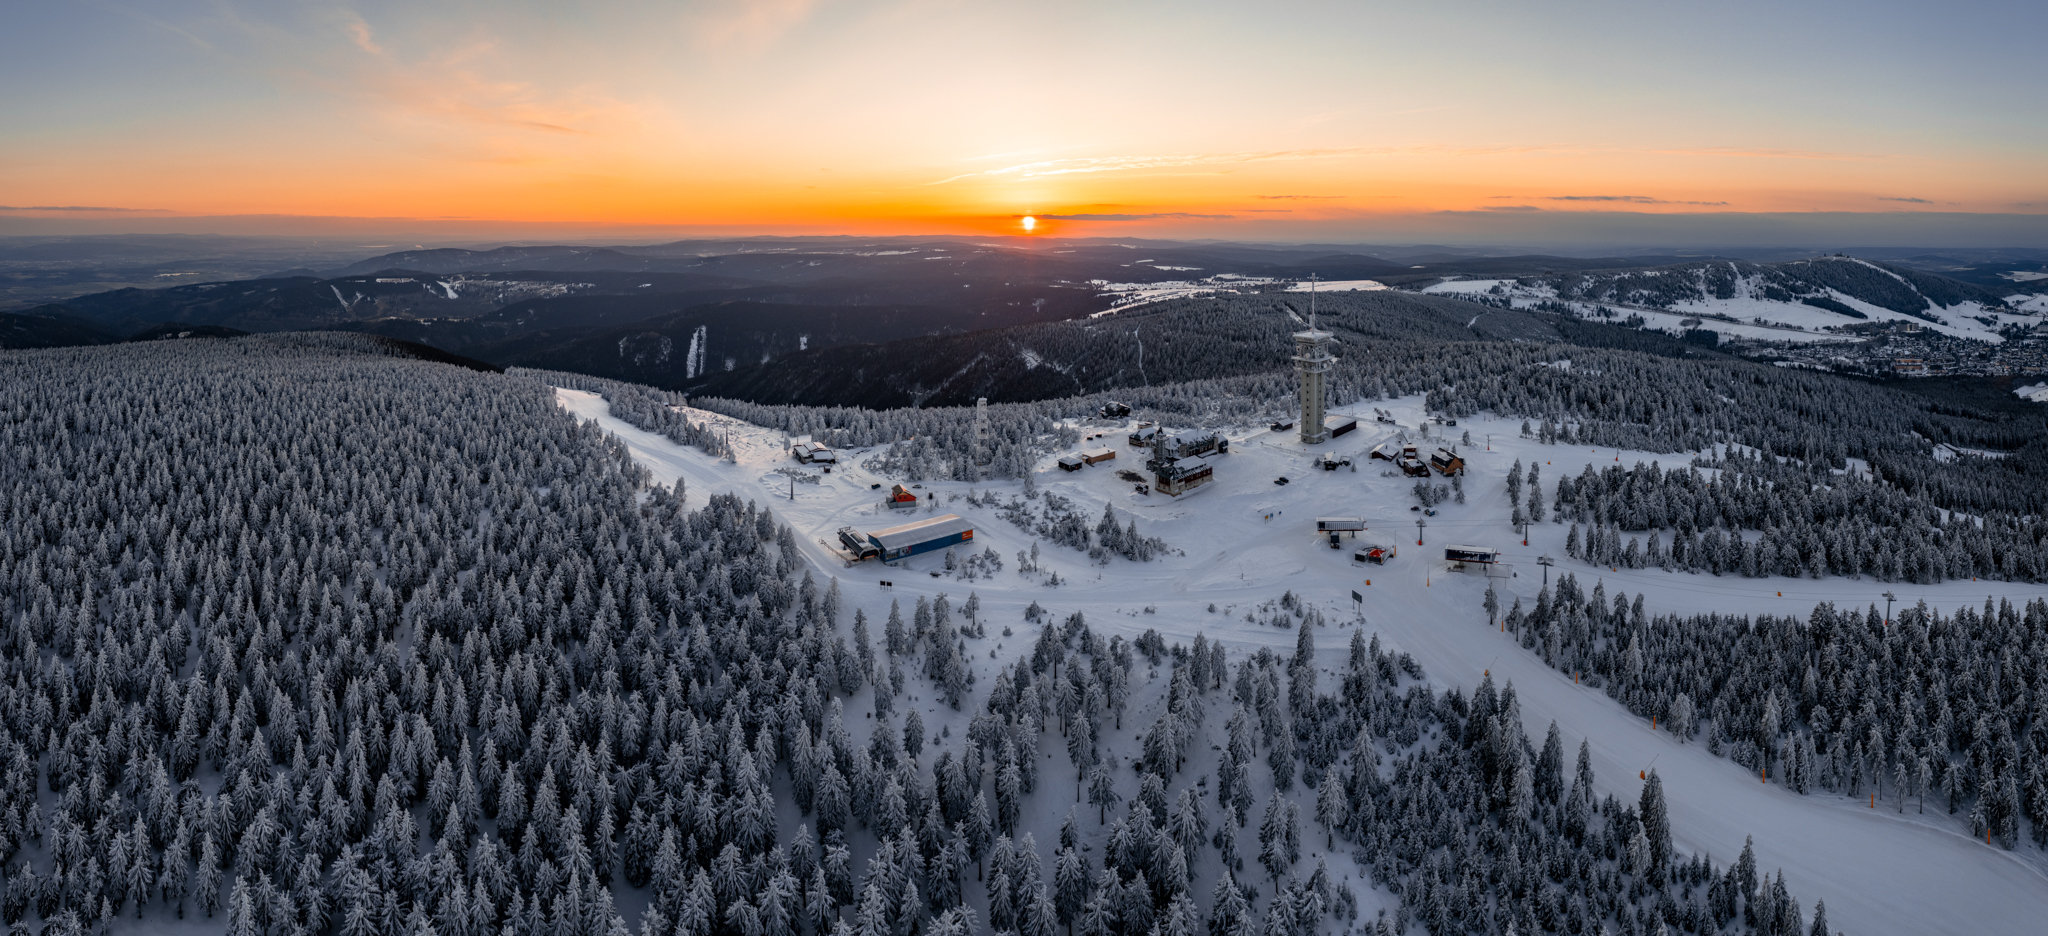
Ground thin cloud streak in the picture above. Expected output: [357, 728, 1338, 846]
[1646, 146, 1880, 161]
[1546, 195, 1730, 206]
[76, 0, 215, 52]
[931, 148, 1388, 184]
[686, 0, 830, 53]
[186, 9, 634, 143]
[1034, 212, 1236, 221]
[933, 142, 1879, 185]
[0, 205, 169, 212]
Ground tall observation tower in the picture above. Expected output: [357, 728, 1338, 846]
[1293, 276, 1338, 444]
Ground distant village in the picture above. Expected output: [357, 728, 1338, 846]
[1730, 319, 2048, 378]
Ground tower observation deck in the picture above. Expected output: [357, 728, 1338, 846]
[1292, 278, 1338, 444]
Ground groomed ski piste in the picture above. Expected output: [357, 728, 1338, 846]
[557, 387, 2048, 936]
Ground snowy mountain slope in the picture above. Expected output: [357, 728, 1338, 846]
[19, 333, 2040, 936]
[559, 387, 2048, 936]
[1419, 257, 2038, 344]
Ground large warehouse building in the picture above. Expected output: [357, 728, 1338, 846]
[857, 514, 976, 562]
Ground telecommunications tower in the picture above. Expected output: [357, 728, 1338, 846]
[974, 397, 991, 465]
[1293, 275, 1337, 444]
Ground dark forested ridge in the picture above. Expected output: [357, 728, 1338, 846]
[8, 253, 1112, 379]
[0, 311, 120, 350]
[468, 298, 1093, 390]
[10, 241, 2022, 420]
[19, 270, 805, 337]
[0, 335, 1816, 936]
[679, 291, 1520, 408]
[20, 236, 1417, 347]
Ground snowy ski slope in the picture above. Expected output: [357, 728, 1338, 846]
[556, 388, 2048, 936]
[1422, 266, 2039, 345]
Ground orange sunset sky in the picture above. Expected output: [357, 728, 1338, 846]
[5, 0, 2046, 245]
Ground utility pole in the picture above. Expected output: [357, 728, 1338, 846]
[1415, 518, 1426, 546]
[1883, 590, 1896, 626]
[1538, 554, 1555, 588]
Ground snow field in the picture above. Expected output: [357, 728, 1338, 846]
[556, 388, 2048, 936]
[1423, 276, 2041, 345]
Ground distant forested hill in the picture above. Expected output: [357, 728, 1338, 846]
[467, 299, 1088, 388]
[679, 290, 1718, 409]
[19, 270, 759, 335]
[0, 310, 118, 349]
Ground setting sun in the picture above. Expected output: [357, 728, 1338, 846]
[1021, 215, 1037, 233]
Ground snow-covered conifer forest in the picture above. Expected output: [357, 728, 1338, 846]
[0, 329, 2041, 936]
[1499, 571, 2048, 845]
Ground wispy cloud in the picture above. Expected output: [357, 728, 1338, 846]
[1878, 196, 1933, 204]
[1482, 205, 1544, 212]
[933, 149, 1373, 185]
[1034, 213, 1236, 221]
[934, 141, 1850, 186]
[1254, 195, 1343, 200]
[1545, 195, 1730, 206]
[1647, 146, 1878, 161]
[0, 205, 169, 212]
[686, 0, 830, 52]
[311, 15, 628, 136]
[77, 0, 214, 52]
[343, 13, 384, 56]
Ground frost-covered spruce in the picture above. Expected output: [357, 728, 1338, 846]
[1499, 570, 2048, 849]
[1540, 452, 2045, 584]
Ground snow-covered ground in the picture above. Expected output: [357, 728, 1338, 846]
[1934, 442, 2012, 462]
[555, 388, 2048, 936]
[1420, 276, 2038, 345]
[1092, 271, 1388, 316]
[1089, 274, 1281, 315]
[2016, 382, 2048, 403]
[1419, 279, 1513, 297]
